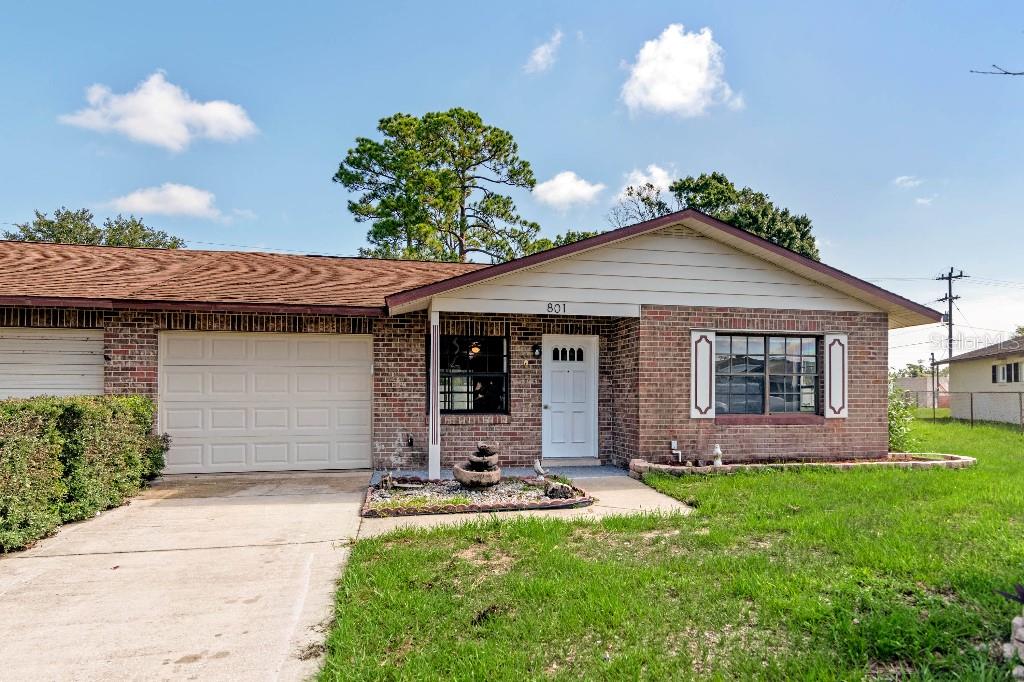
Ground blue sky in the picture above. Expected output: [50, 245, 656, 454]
[2, 1, 1023, 367]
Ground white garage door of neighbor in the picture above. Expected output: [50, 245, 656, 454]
[0, 328, 104, 398]
[159, 332, 373, 474]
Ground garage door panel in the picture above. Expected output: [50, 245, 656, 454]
[163, 371, 205, 397]
[163, 408, 204, 432]
[253, 407, 289, 429]
[159, 332, 372, 473]
[209, 372, 247, 396]
[253, 372, 289, 394]
[298, 339, 333, 363]
[209, 408, 247, 430]
[253, 338, 290, 362]
[295, 442, 331, 463]
[210, 443, 247, 465]
[295, 407, 330, 429]
[162, 335, 205, 361]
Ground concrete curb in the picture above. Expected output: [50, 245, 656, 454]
[630, 453, 977, 478]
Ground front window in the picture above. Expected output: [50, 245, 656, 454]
[715, 335, 820, 414]
[439, 335, 509, 413]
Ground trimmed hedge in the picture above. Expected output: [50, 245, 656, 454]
[0, 395, 168, 552]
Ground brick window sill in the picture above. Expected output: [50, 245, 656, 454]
[440, 413, 512, 425]
[715, 414, 825, 426]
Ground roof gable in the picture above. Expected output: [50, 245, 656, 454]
[386, 209, 942, 329]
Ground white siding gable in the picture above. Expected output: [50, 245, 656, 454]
[431, 225, 879, 316]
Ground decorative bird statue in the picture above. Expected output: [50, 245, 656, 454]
[533, 459, 549, 478]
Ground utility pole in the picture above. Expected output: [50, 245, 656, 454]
[936, 267, 967, 360]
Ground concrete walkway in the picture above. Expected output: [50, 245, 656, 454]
[0, 471, 369, 682]
[0, 466, 686, 681]
[358, 465, 690, 538]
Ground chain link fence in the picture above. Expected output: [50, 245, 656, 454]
[903, 390, 1024, 429]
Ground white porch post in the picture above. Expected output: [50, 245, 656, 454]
[428, 308, 441, 479]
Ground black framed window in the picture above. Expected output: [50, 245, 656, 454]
[438, 335, 509, 413]
[715, 335, 821, 415]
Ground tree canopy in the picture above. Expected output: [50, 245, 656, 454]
[334, 108, 541, 262]
[608, 171, 820, 260]
[4, 208, 186, 248]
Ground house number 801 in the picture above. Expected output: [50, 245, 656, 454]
[546, 302, 567, 313]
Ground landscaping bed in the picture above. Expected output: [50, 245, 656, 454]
[630, 452, 975, 478]
[361, 476, 593, 517]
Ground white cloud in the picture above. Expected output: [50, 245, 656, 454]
[60, 71, 257, 152]
[231, 208, 258, 221]
[621, 24, 742, 117]
[915, 195, 938, 206]
[618, 163, 674, 199]
[108, 183, 223, 219]
[534, 171, 605, 210]
[892, 175, 924, 189]
[524, 29, 564, 73]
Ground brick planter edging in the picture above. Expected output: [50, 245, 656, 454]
[360, 476, 594, 518]
[628, 453, 976, 479]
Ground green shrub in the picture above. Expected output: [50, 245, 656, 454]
[888, 382, 916, 452]
[0, 395, 168, 551]
[0, 408, 65, 551]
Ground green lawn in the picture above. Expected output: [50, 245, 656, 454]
[913, 407, 951, 419]
[321, 421, 1024, 680]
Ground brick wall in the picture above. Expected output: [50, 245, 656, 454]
[637, 305, 890, 463]
[104, 311, 159, 396]
[372, 312, 429, 470]
[1, 303, 891, 470]
[373, 312, 631, 469]
[607, 317, 640, 467]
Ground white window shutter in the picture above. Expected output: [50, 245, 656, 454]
[824, 333, 849, 418]
[690, 330, 716, 419]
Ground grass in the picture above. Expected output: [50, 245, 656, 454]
[913, 407, 951, 419]
[321, 420, 1024, 680]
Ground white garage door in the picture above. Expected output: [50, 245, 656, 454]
[0, 328, 104, 398]
[159, 332, 373, 474]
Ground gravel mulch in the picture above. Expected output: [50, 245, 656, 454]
[361, 476, 593, 517]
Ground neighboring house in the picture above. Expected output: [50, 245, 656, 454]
[0, 209, 940, 476]
[939, 336, 1024, 424]
[892, 375, 948, 408]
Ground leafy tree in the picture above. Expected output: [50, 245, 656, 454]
[334, 108, 539, 262]
[892, 362, 930, 378]
[4, 208, 185, 248]
[607, 183, 675, 228]
[1015, 324, 1024, 338]
[607, 171, 820, 260]
[526, 229, 602, 255]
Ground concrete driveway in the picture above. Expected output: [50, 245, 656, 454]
[0, 471, 369, 682]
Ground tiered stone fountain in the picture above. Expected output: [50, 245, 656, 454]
[453, 442, 501, 487]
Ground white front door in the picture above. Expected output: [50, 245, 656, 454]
[542, 335, 598, 458]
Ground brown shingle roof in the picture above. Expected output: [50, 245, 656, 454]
[938, 336, 1024, 364]
[0, 241, 486, 313]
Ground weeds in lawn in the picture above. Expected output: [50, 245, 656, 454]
[322, 420, 1024, 680]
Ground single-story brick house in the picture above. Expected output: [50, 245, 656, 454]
[0, 209, 940, 476]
